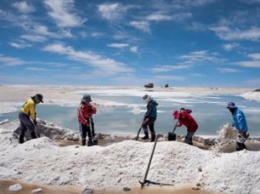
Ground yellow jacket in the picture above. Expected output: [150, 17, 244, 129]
[21, 98, 36, 120]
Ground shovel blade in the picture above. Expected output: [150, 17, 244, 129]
[168, 132, 176, 141]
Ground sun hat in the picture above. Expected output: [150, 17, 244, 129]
[226, 102, 237, 109]
[173, 110, 180, 119]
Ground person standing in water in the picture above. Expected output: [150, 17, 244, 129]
[226, 102, 249, 151]
[141, 94, 158, 142]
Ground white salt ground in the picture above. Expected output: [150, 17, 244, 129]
[1, 125, 260, 194]
[0, 85, 260, 194]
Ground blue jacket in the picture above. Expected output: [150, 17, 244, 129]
[232, 108, 248, 133]
[145, 99, 158, 119]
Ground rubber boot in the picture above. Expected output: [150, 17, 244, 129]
[142, 132, 149, 140]
[88, 141, 93, 146]
[19, 136, 24, 144]
[236, 142, 247, 151]
[82, 139, 86, 146]
[31, 131, 37, 139]
[19, 129, 25, 144]
[151, 133, 155, 142]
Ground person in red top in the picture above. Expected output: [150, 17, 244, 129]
[77, 94, 97, 146]
[173, 108, 198, 145]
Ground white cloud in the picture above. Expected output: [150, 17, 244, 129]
[129, 21, 151, 33]
[97, 3, 127, 21]
[91, 32, 104, 38]
[21, 34, 47, 42]
[152, 65, 190, 72]
[248, 53, 260, 60]
[171, 0, 217, 9]
[235, 53, 260, 68]
[236, 61, 260, 68]
[210, 26, 260, 41]
[222, 43, 239, 51]
[146, 13, 172, 21]
[13, 1, 35, 13]
[172, 12, 192, 22]
[9, 42, 31, 48]
[43, 43, 134, 74]
[217, 68, 240, 73]
[107, 43, 129, 48]
[44, 0, 86, 27]
[0, 55, 25, 66]
[179, 50, 218, 64]
[130, 46, 138, 53]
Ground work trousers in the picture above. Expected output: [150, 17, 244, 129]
[18, 112, 37, 144]
[142, 118, 156, 141]
[79, 119, 95, 146]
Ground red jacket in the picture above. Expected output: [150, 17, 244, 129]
[77, 103, 97, 125]
[177, 110, 198, 132]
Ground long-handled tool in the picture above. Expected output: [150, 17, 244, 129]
[168, 108, 185, 141]
[139, 134, 162, 189]
[133, 126, 142, 140]
[168, 121, 178, 141]
[88, 117, 98, 146]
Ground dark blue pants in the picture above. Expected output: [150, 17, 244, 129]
[79, 119, 95, 145]
[18, 112, 36, 143]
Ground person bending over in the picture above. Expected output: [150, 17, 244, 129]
[173, 108, 198, 145]
[19, 94, 44, 144]
[226, 102, 249, 151]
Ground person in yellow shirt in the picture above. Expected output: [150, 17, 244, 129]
[19, 94, 44, 144]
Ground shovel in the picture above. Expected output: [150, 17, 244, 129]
[139, 134, 162, 189]
[89, 117, 98, 146]
[133, 117, 146, 140]
[168, 121, 178, 141]
[133, 126, 142, 141]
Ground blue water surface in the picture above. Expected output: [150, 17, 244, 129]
[1, 93, 259, 137]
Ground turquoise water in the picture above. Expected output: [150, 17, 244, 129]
[1, 94, 259, 137]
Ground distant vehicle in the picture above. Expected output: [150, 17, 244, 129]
[144, 83, 154, 88]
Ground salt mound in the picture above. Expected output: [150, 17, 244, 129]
[217, 123, 237, 140]
[1, 121, 260, 193]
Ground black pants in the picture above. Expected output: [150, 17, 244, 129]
[236, 142, 247, 151]
[142, 118, 156, 141]
[79, 119, 95, 145]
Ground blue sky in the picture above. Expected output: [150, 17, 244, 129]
[0, 0, 259, 87]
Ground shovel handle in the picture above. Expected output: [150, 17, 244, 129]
[172, 121, 179, 133]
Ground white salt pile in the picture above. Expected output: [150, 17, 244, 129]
[1, 121, 260, 194]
